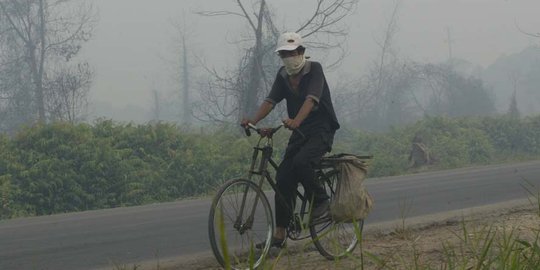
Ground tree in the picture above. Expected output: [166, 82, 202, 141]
[507, 90, 520, 119]
[150, 89, 161, 121]
[180, 35, 191, 124]
[507, 70, 521, 119]
[341, 0, 409, 131]
[420, 63, 496, 117]
[169, 12, 194, 125]
[45, 63, 93, 123]
[482, 46, 540, 116]
[0, 0, 95, 127]
[0, 31, 34, 132]
[194, 0, 358, 123]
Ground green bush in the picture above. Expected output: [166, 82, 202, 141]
[0, 115, 539, 219]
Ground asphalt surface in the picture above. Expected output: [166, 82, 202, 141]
[1, 160, 539, 270]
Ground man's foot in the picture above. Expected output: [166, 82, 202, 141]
[255, 237, 286, 249]
[311, 199, 330, 219]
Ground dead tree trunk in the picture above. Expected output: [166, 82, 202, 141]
[238, 0, 265, 121]
[181, 36, 191, 124]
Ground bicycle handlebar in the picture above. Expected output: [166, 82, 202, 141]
[243, 123, 305, 139]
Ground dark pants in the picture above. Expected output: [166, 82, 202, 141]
[275, 131, 333, 228]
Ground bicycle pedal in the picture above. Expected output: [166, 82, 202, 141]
[310, 214, 331, 225]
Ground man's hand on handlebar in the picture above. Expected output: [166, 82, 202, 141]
[282, 118, 300, 130]
[240, 118, 255, 136]
[239, 120, 280, 138]
[240, 121, 304, 139]
[240, 118, 254, 128]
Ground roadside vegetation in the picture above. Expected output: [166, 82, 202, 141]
[1, 115, 540, 220]
[175, 189, 540, 270]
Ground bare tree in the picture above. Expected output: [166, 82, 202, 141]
[0, 0, 96, 124]
[194, 0, 358, 123]
[0, 14, 35, 131]
[44, 63, 93, 123]
[0, 52, 34, 131]
[341, 0, 403, 130]
[180, 35, 191, 124]
[507, 70, 521, 118]
[169, 12, 195, 125]
[196, 0, 277, 122]
[150, 89, 161, 121]
[295, 0, 358, 69]
[507, 89, 520, 119]
[418, 63, 447, 115]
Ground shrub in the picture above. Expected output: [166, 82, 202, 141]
[1, 115, 539, 219]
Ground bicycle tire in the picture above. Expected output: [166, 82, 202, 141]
[208, 178, 274, 269]
[310, 169, 363, 260]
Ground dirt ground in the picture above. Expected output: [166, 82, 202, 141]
[154, 199, 540, 270]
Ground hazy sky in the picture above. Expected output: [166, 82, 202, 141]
[80, 0, 540, 118]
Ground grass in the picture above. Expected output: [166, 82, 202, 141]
[521, 179, 540, 217]
[362, 184, 540, 270]
[206, 207, 539, 270]
[125, 180, 540, 270]
[127, 204, 539, 270]
[440, 224, 540, 269]
[393, 198, 414, 240]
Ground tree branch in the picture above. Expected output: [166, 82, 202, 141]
[0, 1, 29, 43]
[235, 0, 257, 32]
[514, 18, 540, 38]
[195, 10, 245, 18]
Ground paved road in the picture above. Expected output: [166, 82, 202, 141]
[1, 160, 539, 270]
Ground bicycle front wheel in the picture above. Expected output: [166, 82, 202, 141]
[208, 178, 273, 269]
[310, 169, 362, 260]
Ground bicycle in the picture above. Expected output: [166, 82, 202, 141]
[208, 123, 372, 269]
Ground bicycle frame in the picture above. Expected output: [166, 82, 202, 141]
[235, 133, 310, 239]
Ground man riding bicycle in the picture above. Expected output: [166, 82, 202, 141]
[241, 32, 340, 249]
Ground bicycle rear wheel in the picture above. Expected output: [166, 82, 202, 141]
[208, 178, 273, 269]
[310, 169, 362, 260]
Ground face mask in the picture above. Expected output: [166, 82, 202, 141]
[282, 55, 306, 75]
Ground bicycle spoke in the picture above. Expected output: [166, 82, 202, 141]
[311, 168, 361, 260]
[209, 179, 273, 269]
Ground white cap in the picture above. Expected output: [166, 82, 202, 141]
[275, 32, 303, 52]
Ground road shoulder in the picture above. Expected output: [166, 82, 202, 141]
[150, 198, 539, 270]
